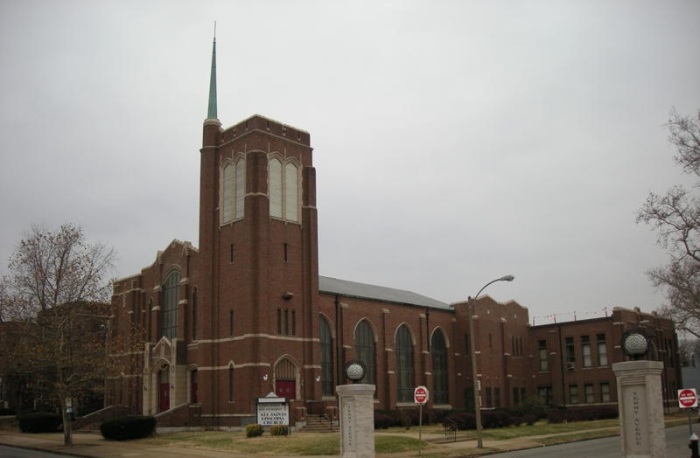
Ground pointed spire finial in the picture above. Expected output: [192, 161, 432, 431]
[206, 21, 218, 121]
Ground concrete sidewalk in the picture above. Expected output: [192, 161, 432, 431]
[0, 430, 257, 458]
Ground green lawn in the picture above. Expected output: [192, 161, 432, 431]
[139, 414, 689, 457]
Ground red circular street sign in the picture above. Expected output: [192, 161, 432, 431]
[414, 386, 429, 405]
[678, 388, 698, 408]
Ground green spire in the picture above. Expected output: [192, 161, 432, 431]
[207, 33, 218, 120]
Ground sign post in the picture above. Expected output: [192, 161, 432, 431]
[414, 386, 429, 457]
[679, 388, 698, 436]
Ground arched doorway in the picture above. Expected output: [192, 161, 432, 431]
[158, 366, 170, 412]
[274, 358, 297, 399]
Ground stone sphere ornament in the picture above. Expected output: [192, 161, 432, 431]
[621, 329, 651, 359]
[345, 360, 366, 383]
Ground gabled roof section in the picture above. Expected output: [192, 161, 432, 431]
[319, 276, 450, 310]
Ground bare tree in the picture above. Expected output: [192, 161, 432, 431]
[638, 109, 700, 337]
[0, 224, 116, 445]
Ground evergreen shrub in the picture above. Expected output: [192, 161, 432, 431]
[246, 423, 264, 438]
[269, 425, 289, 436]
[100, 416, 156, 441]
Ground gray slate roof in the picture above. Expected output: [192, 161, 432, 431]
[319, 276, 450, 310]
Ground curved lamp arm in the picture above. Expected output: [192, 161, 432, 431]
[472, 275, 515, 301]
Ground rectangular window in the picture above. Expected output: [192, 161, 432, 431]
[291, 310, 296, 336]
[600, 382, 610, 402]
[465, 388, 475, 411]
[494, 387, 501, 408]
[585, 384, 594, 403]
[229, 310, 234, 336]
[277, 308, 282, 334]
[538, 340, 548, 371]
[596, 334, 608, 366]
[190, 370, 198, 403]
[513, 387, 520, 405]
[485, 387, 493, 408]
[569, 384, 578, 404]
[582, 336, 592, 368]
[597, 334, 608, 366]
[565, 337, 575, 368]
[538, 386, 553, 405]
[464, 333, 471, 355]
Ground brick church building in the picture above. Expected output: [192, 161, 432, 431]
[106, 40, 682, 428]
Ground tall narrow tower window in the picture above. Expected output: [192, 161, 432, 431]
[222, 163, 234, 223]
[268, 157, 300, 223]
[221, 157, 246, 224]
[234, 158, 245, 219]
[285, 163, 299, 222]
[269, 158, 283, 218]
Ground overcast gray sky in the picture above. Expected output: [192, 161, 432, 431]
[1, 0, 699, 324]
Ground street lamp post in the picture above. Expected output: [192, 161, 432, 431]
[467, 275, 514, 449]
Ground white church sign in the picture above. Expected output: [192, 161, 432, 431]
[256, 393, 289, 426]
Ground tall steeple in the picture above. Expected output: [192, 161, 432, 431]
[206, 24, 218, 121]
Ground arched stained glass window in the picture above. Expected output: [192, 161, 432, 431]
[354, 320, 376, 385]
[396, 325, 414, 403]
[161, 271, 180, 339]
[319, 317, 333, 396]
[431, 329, 448, 404]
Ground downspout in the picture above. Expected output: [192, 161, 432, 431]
[558, 324, 565, 407]
[334, 295, 342, 386]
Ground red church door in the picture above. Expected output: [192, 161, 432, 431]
[159, 382, 170, 412]
[159, 368, 170, 412]
[275, 380, 295, 399]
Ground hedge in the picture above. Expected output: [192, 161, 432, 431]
[18, 412, 62, 433]
[269, 425, 289, 436]
[100, 416, 156, 441]
[246, 423, 264, 438]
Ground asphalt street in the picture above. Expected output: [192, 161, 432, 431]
[0, 445, 78, 458]
[490, 424, 694, 458]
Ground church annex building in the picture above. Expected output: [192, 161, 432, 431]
[107, 41, 682, 428]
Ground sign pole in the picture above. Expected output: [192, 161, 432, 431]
[678, 388, 699, 436]
[418, 403, 423, 457]
[414, 386, 429, 457]
[690, 409, 693, 437]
